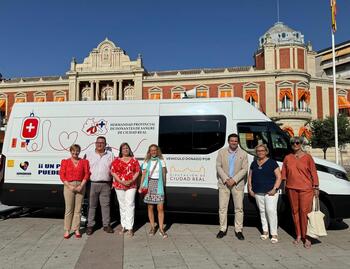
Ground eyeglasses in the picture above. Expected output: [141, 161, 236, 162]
[256, 150, 266, 152]
[291, 141, 300, 145]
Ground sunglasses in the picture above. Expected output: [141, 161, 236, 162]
[291, 141, 300, 145]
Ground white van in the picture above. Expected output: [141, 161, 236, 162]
[1, 98, 349, 226]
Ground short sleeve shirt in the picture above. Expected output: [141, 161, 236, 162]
[111, 157, 140, 190]
[250, 158, 279, 193]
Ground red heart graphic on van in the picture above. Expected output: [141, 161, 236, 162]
[58, 131, 78, 150]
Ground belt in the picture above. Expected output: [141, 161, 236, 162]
[91, 181, 111, 184]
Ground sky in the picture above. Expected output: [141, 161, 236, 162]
[0, 0, 349, 78]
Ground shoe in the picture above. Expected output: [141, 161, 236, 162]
[235, 232, 245, 240]
[63, 232, 70, 239]
[260, 232, 269, 240]
[216, 231, 227, 239]
[159, 230, 168, 239]
[103, 225, 114, 233]
[74, 231, 82, 238]
[118, 227, 126, 235]
[271, 236, 278, 244]
[126, 229, 134, 237]
[149, 227, 156, 236]
[86, 227, 94, 236]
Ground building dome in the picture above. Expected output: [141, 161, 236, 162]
[259, 22, 304, 48]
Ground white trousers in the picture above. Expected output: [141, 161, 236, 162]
[255, 193, 279, 236]
[115, 188, 136, 230]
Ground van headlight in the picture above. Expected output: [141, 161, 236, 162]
[328, 167, 349, 181]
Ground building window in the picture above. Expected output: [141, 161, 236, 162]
[0, 94, 7, 122]
[149, 88, 162, 100]
[245, 89, 259, 107]
[297, 89, 310, 112]
[171, 86, 185, 99]
[15, 92, 26, 103]
[124, 85, 135, 100]
[81, 88, 92, 101]
[279, 88, 293, 111]
[196, 86, 209, 98]
[34, 92, 46, 102]
[101, 86, 113, 100]
[338, 95, 350, 116]
[54, 91, 66, 102]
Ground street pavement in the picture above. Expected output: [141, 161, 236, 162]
[0, 209, 349, 269]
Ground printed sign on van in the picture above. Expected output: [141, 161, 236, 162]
[21, 113, 40, 141]
[82, 118, 109, 136]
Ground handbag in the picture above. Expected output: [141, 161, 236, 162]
[139, 161, 158, 197]
[306, 196, 327, 239]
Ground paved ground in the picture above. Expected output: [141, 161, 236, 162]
[0, 209, 349, 269]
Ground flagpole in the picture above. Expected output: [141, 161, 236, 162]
[331, 30, 339, 165]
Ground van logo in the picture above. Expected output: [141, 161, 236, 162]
[82, 118, 108, 136]
[21, 113, 40, 142]
[19, 161, 29, 171]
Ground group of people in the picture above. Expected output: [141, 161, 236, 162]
[59, 136, 168, 240]
[59, 132, 320, 249]
[217, 134, 319, 249]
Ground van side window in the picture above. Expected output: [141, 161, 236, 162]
[237, 123, 270, 156]
[237, 122, 291, 161]
[159, 115, 226, 154]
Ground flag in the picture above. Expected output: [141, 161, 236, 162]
[331, 0, 337, 32]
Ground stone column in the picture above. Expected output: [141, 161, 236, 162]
[113, 80, 117, 100]
[95, 81, 100, 101]
[90, 81, 94, 101]
[118, 80, 123, 100]
[133, 74, 143, 100]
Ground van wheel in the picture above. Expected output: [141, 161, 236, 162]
[319, 200, 330, 229]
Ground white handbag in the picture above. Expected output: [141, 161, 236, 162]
[306, 197, 327, 239]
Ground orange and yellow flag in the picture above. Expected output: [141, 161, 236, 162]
[331, 0, 337, 32]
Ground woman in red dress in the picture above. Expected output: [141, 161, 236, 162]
[111, 143, 140, 236]
[59, 144, 90, 239]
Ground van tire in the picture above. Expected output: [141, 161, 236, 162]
[319, 200, 330, 229]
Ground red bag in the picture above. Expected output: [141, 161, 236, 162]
[139, 187, 148, 196]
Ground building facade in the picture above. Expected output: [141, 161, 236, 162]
[1, 22, 350, 145]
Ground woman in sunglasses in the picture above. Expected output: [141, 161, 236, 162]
[281, 136, 319, 249]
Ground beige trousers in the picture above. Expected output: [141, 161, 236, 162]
[218, 185, 244, 233]
[63, 181, 85, 232]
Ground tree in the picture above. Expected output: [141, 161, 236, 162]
[309, 115, 350, 159]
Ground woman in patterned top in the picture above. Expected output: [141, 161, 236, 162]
[111, 143, 140, 237]
[139, 144, 168, 238]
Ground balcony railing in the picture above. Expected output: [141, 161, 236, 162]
[272, 107, 312, 120]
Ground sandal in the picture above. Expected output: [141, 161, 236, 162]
[260, 232, 269, 240]
[126, 230, 134, 237]
[293, 236, 301, 245]
[119, 227, 126, 235]
[159, 230, 168, 239]
[149, 227, 156, 236]
[304, 240, 312, 249]
[271, 236, 278, 244]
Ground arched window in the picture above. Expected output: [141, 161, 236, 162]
[15, 92, 26, 103]
[245, 89, 259, 107]
[171, 86, 185, 99]
[279, 88, 293, 111]
[54, 91, 66, 102]
[34, 92, 46, 102]
[149, 88, 162, 100]
[297, 89, 310, 112]
[101, 86, 114, 100]
[196, 85, 209, 98]
[81, 87, 92, 101]
[124, 85, 135, 100]
[0, 93, 7, 121]
[218, 84, 233, 98]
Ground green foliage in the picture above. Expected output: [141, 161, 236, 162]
[309, 115, 350, 159]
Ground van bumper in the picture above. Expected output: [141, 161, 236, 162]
[327, 194, 350, 219]
[0, 183, 64, 207]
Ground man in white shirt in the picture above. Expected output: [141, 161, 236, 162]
[85, 136, 114, 235]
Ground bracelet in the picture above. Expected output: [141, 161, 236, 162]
[313, 186, 319, 189]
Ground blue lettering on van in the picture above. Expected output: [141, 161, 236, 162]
[38, 163, 61, 176]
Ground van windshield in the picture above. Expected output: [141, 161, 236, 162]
[237, 122, 291, 162]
